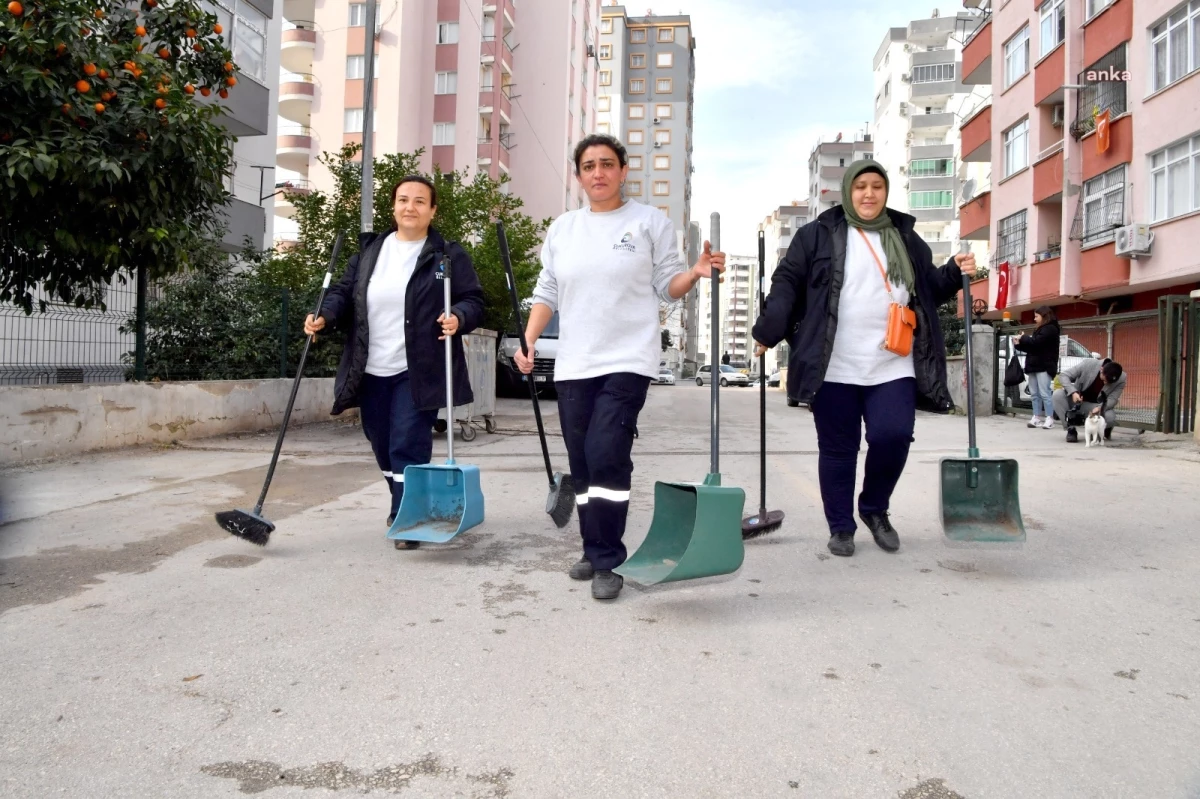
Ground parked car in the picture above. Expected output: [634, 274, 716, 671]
[696, 364, 751, 387]
[497, 311, 560, 398]
[766, 370, 781, 387]
[654, 368, 676, 385]
[999, 334, 1102, 406]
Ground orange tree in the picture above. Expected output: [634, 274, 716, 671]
[1, 0, 236, 313]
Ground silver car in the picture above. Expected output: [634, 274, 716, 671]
[695, 364, 750, 387]
[999, 335, 1101, 405]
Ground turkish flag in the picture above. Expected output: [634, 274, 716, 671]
[1095, 109, 1111, 154]
[995, 261, 1010, 310]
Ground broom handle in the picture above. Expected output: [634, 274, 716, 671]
[757, 228, 767, 513]
[496, 222, 555, 487]
[254, 232, 345, 514]
[961, 270, 979, 458]
[443, 255, 455, 464]
[710, 212, 720, 475]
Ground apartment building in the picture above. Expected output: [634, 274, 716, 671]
[274, 0, 599, 234]
[756, 202, 808, 375]
[720, 255, 755, 367]
[807, 134, 876, 223]
[959, 0, 1200, 321]
[871, 12, 992, 264]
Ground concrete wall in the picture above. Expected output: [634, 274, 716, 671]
[1, 379, 349, 466]
[945, 325, 995, 416]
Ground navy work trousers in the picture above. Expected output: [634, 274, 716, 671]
[358, 371, 439, 518]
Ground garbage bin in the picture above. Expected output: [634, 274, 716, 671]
[436, 328, 498, 441]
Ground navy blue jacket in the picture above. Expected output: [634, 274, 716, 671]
[752, 206, 964, 411]
[1013, 320, 1060, 375]
[319, 227, 485, 415]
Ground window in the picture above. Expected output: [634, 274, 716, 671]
[348, 3, 365, 26]
[628, 155, 643, 169]
[654, 129, 671, 145]
[626, 180, 643, 195]
[1087, 0, 1115, 19]
[1003, 118, 1030, 177]
[437, 22, 459, 44]
[1076, 45, 1128, 131]
[1004, 26, 1030, 87]
[912, 63, 955, 83]
[433, 122, 456, 146]
[909, 158, 953, 177]
[655, 104, 672, 119]
[996, 211, 1028, 264]
[600, 70, 611, 86]
[657, 206, 670, 215]
[597, 96, 611, 112]
[628, 104, 645, 119]
[599, 44, 612, 59]
[909, 191, 953, 209]
[630, 53, 646, 68]
[628, 129, 645, 144]
[1151, 134, 1200, 221]
[1081, 165, 1125, 241]
[1151, 2, 1200, 92]
[345, 54, 379, 79]
[630, 28, 646, 43]
[657, 51, 673, 68]
[597, 122, 611, 134]
[655, 78, 673, 93]
[435, 71, 457, 94]
[653, 180, 670, 195]
[630, 78, 646, 93]
[601, 18, 613, 34]
[1040, 0, 1065, 57]
[344, 108, 363, 133]
[657, 27, 674, 42]
[204, 0, 266, 82]
[654, 155, 670, 170]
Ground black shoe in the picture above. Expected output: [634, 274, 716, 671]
[568, 557, 594, 581]
[827, 533, 855, 557]
[591, 570, 623, 600]
[859, 512, 900, 552]
[387, 513, 396, 527]
[1104, 425, 1113, 440]
[1066, 427, 1079, 443]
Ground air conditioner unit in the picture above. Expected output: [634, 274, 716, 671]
[898, 165, 907, 174]
[899, 102, 908, 116]
[1051, 105, 1064, 128]
[901, 73, 912, 83]
[1114, 223, 1153, 258]
[653, 141, 662, 148]
[652, 116, 661, 124]
[903, 44, 912, 53]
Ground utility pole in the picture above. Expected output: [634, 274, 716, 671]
[359, 0, 378, 232]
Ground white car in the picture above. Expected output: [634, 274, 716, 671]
[696, 364, 750, 387]
[654, 368, 676, 385]
[1000, 334, 1102, 405]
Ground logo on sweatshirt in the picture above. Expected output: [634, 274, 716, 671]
[613, 232, 636, 253]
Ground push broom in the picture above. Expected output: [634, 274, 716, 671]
[216, 233, 345, 545]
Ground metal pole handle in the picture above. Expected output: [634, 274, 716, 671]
[961, 270, 978, 457]
[443, 255, 455, 463]
[710, 212, 720, 476]
[757, 228, 767, 512]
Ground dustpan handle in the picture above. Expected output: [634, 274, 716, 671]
[961, 269, 979, 458]
[710, 212, 720, 475]
[442, 254, 455, 464]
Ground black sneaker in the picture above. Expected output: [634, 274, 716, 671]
[1066, 427, 1079, 443]
[860, 512, 900, 552]
[591, 570, 623, 600]
[827, 533, 855, 557]
[394, 539, 421, 550]
[1104, 425, 1113, 440]
[387, 513, 396, 527]
[568, 557, 594, 581]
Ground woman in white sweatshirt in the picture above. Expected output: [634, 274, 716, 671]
[514, 134, 725, 601]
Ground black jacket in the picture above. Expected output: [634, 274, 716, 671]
[752, 206, 964, 411]
[319, 227, 485, 415]
[1013, 321, 1060, 375]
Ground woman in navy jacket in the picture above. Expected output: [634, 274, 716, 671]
[753, 160, 975, 557]
[305, 176, 485, 545]
[1012, 305, 1061, 428]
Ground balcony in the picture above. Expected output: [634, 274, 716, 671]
[1032, 144, 1063, 204]
[276, 127, 314, 173]
[910, 112, 954, 132]
[909, 143, 954, 162]
[910, 74, 962, 101]
[1034, 43, 1065, 107]
[280, 25, 316, 74]
[274, 179, 311, 219]
[820, 165, 846, 181]
[1080, 243, 1130, 295]
[279, 74, 315, 124]
[1030, 257, 1061, 302]
[478, 89, 512, 120]
[960, 103, 991, 163]
[961, 18, 991, 85]
[282, 0, 314, 25]
[959, 189, 991, 240]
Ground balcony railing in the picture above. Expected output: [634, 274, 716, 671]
[1071, 45, 1127, 140]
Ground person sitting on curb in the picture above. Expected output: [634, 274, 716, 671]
[1051, 359, 1126, 443]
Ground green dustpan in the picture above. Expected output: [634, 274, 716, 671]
[616, 212, 746, 585]
[940, 271, 1026, 546]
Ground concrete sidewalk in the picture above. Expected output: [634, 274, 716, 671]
[2, 387, 1199, 798]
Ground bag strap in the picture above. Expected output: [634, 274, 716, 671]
[855, 227, 894, 299]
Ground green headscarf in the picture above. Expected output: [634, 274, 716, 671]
[841, 160, 914, 294]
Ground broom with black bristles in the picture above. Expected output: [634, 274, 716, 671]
[496, 220, 575, 528]
[216, 233, 346, 545]
[742, 228, 784, 540]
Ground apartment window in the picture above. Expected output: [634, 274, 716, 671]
[909, 191, 954, 208]
[1076, 45, 1128, 133]
[628, 104, 645, 119]
[1151, 134, 1200, 221]
[657, 52, 673, 68]
[204, 0, 266, 82]
[996, 211, 1028, 264]
[909, 158, 953, 177]
[628, 129, 644, 144]
[912, 63, 955, 83]
[628, 155, 643, 169]
[601, 18, 613, 34]
[626, 180, 643, 195]
[655, 104, 672, 119]
[433, 122, 456, 146]
[348, 3, 365, 26]
[630, 53, 646, 68]
[600, 70, 612, 86]
[1082, 165, 1126, 241]
[1003, 118, 1029, 177]
[344, 108, 363, 133]
[1152, 2, 1200, 92]
[597, 96, 611, 112]
[1087, 0, 1116, 19]
[345, 54, 380, 79]
[655, 78, 673, 93]
[597, 122, 611, 134]
[630, 78, 646, 93]
[657, 27, 674, 42]
[432, 71, 457, 94]
[653, 180, 670, 195]
[630, 28, 646, 43]
[1040, 0, 1066, 57]
[654, 129, 671, 145]
[437, 22, 459, 44]
[1004, 26, 1030, 87]
[599, 44, 612, 59]
[654, 155, 670, 170]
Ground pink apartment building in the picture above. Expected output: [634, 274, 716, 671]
[275, 0, 600, 232]
[959, 0, 1200, 325]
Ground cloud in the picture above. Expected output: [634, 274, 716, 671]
[685, 0, 816, 91]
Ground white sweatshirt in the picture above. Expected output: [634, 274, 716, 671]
[531, 201, 686, 382]
[365, 234, 426, 377]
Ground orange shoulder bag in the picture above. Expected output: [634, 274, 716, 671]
[856, 227, 917, 358]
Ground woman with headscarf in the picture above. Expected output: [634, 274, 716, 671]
[752, 160, 976, 557]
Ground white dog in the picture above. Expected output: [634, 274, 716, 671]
[1084, 413, 1106, 448]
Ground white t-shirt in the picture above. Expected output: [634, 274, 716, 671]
[823, 228, 916, 386]
[531, 201, 686, 382]
[365, 234, 426, 377]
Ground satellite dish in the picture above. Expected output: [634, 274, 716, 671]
[960, 178, 978, 204]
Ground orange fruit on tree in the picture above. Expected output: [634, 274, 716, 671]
[160, 74, 170, 83]
[83, 63, 98, 75]
[55, 43, 66, 55]
[81, 27, 90, 35]
[145, 0, 155, 6]
[155, 97, 166, 109]
[193, 43, 203, 52]
[124, 60, 136, 71]
[183, 83, 194, 94]
[185, 28, 196, 37]
[158, 47, 170, 59]
[199, 86, 211, 96]
[135, 25, 145, 36]
[218, 88, 228, 98]
[225, 76, 237, 87]
[223, 61, 234, 72]
[99, 68, 109, 79]
[135, 43, 143, 52]
[7, 1, 22, 15]
[75, 79, 91, 93]
[93, 8, 104, 18]
[61, 103, 72, 114]
[212, 23, 222, 34]
[94, 102, 105, 113]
